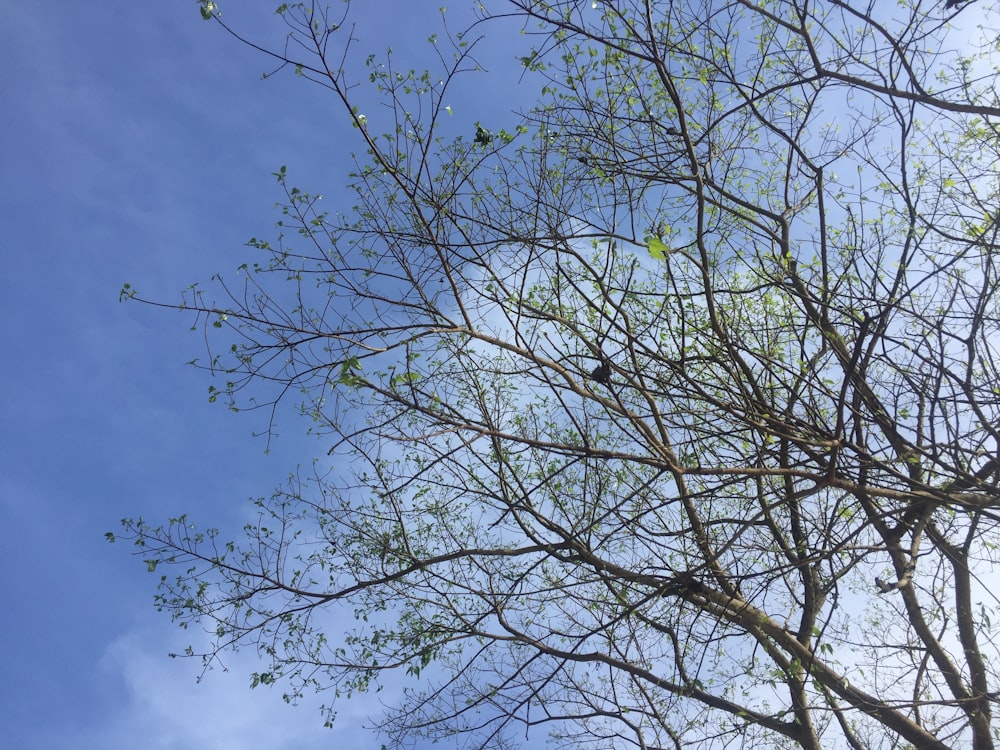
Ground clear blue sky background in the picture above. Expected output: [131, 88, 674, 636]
[1, 2, 527, 748]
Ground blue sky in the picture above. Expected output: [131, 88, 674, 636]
[6, 3, 989, 748]
[1, 2, 526, 748]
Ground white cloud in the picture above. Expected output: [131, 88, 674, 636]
[87, 627, 377, 750]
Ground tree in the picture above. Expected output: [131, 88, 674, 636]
[114, 1, 1000, 748]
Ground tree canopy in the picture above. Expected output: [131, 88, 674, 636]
[116, 1, 1000, 748]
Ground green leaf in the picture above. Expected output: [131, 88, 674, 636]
[647, 237, 670, 260]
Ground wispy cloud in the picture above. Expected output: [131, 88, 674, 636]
[87, 626, 360, 750]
